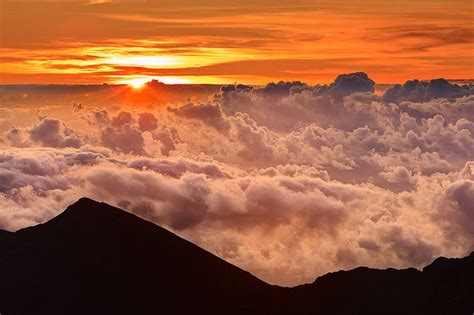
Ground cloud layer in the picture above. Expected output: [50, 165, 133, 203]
[1, 73, 473, 286]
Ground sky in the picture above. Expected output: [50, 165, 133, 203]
[1, 0, 473, 84]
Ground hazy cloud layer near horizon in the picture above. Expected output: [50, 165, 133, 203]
[1, 73, 473, 286]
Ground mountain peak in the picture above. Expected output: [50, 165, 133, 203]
[64, 197, 109, 214]
[17, 197, 158, 240]
[423, 250, 474, 273]
[2, 197, 273, 315]
[73, 196, 101, 207]
[54, 197, 135, 224]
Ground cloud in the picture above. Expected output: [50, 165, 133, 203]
[438, 179, 474, 237]
[29, 118, 82, 148]
[6, 127, 28, 147]
[383, 78, 473, 103]
[217, 73, 381, 132]
[255, 81, 308, 99]
[72, 101, 84, 112]
[100, 125, 144, 155]
[380, 166, 416, 186]
[0, 74, 473, 286]
[325, 72, 375, 100]
[169, 102, 230, 132]
[138, 112, 158, 132]
[111, 111, 134, 128]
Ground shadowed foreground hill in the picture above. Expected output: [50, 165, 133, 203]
[0, 198, 472, 315]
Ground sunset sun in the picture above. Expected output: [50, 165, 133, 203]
[126, 78, 149, 89]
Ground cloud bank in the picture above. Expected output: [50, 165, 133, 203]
[1, 73, 473, 286]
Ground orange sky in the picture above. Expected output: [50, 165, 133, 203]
[1, 0, 473, 84]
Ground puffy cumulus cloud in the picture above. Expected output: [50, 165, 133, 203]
[101, 124, 144, 155]
[255, 81, 308, 99]
[111, 111, 134, 128]
[95, 111, 160, 155]
[217, 73, 378, 132]
[437, 179, 474, 237]
[74, 109, 174, 156]
[379, 165, 417, 188]
[29, 118, 82, 148]
[149, 127, 181, 156]
[399, 94, 474, 123]
[0, 74, 473, 286]
[323, 72, 375, 100]
[168, 102, 230, 132]
[230, 113, 275, 164]
[218, 83, 329, 132]
[383, 78, 474, 103]
[216, 73, 472, 134]
[6, 127, 28, 147]
[89, 108, 110, 126]
[138, 112, 158, 132]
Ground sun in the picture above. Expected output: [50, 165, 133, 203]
[123, 78, 149, 89]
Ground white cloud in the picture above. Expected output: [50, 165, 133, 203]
[0, 73, 473, 286]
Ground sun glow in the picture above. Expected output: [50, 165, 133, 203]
[118, 76, 192, 87]
[125, 78, 149, 89]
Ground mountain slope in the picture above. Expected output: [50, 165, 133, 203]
[0, 198, 281, 315]
[0, 198, 472, 315]
[289, 254, 473, 315]
[0, 229, 11, 240]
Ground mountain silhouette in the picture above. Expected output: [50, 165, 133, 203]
[0, 198, 472, 315]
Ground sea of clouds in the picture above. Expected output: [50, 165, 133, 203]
[0, 72, 473, 286]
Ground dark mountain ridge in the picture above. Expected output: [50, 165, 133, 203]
[0, 198, 472, 314]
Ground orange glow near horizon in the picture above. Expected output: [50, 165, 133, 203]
[119, 76, 192, 87]
[0, 0, 473, 85]
[126, 78, 148, 89]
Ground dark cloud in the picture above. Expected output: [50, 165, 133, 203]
[111, 111, 134, 128]
[169, 102, 230, 132]
[29, 118, 82, 148]
[90, 109, 110, 125]
[71, 101, 84, 112]
[440, 179, 474, 237]
[324, 72, 375, 100]
[255, 81, 307, 99]
[383, 78, 473, 103]
[100, 125, 144, 155]
[138, 112, 158, 132]
[150, 128, 180, 156]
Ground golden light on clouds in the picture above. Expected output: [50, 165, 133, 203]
[104, 56, 181, 68]
[0, 0, 473, 84]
